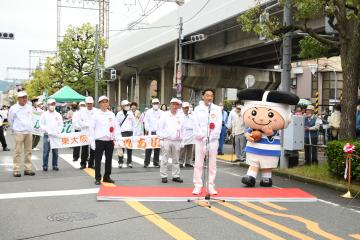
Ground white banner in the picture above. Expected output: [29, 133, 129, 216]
[49, 131, 90, 149]
[49, 132, 160, 149]
[114, 135, 160, 149]
[32, 112, 43, 136]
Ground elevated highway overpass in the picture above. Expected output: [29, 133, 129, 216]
[105, 0, 329, 107]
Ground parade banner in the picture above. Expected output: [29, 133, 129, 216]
[114, 135, 160, 149]
[32, 111, 43, 136]
[49, 131, 89, 149]
[49, 132, 160, 149]
[61, 120, 73, 133]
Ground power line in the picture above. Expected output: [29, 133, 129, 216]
[183, 0, 210, 23]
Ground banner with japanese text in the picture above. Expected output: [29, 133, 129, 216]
[49, 132, 160, 149]
[114, 135, 160, 149]
[49, 131, 89, 149]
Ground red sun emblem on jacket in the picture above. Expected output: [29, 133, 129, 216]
[209, 122, 215, 130]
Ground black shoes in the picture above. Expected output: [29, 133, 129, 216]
[153, 163, 160, 168]
[43, 167, 48, 172]
[144, 164, 148, 168]
[162, 178, 168, 183]
[185, 164, 193, 168]
[88, 165, 94, 169]
[13, 172, 21, 177]
[80, 165, 86, 170]
[241, 175, 256, 187]
[260, 178, 273, 187]
[172, 177, 183, 183]
[73, 159, 78, 162]
[53, 166, 59, 171]
[103, 178, 115, 184]
[127, 163, 133, 168]
[179, 164, 184, 168]
[24, 170, 36, 176]
[95, 179, 101, 185]
[3, 147, 10, 151]
[218, 152, 224, 155]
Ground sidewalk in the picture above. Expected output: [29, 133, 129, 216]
[219, 143, 360, 195]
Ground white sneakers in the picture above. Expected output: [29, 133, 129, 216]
[192, 186, 218, 195]
[192, 186, 202, 195]
[208, 186, 218, 195]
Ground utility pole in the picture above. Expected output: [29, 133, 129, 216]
[176, 17, 183, 99]
[95, 24, 99, 107]
[280, 0, 292, 168]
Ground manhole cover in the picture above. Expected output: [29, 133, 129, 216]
[47, 212, 97, 222]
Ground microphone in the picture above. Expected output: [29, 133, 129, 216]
[208, 102, 211, 113]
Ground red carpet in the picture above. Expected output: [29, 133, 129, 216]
[97, 186, 316, 202]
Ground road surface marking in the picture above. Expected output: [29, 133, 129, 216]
[349, 234, 360, 239]
[219, 202, 313, 240]
[127, 201, 194, 240]
[0, 188, 98, 200]
[196, 201, 285, 240]
[260, 202, 288, 211]
[240, 202, 343, 240]
[73, 156, 194, 240]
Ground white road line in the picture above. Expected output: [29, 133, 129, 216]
[0, 188, 98, 200]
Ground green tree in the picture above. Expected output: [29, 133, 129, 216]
[58, 23, 107, 96]
[239, 0, 360, 140]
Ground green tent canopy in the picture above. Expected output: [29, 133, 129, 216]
[49, 86, 86, 102]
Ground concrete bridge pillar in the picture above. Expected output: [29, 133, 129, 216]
[160, 66, 174, 105]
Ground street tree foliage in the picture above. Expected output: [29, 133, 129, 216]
[239, 0, 360, 140]
[25, 23, 106, 99]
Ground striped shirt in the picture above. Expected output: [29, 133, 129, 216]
[245, 128, 281, 156]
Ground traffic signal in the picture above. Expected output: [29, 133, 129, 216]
[0, 32, 15, 40]
[110, 69, 117, 80]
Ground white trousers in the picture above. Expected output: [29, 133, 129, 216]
[160, 139, 181, 178]
[193, 139, 218, 188]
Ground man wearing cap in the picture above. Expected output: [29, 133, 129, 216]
[40, 99, 63, 171]
[8, 91, 35, 177]
[89, 96, 118, 185]
[227, 103, 246, 161]
[72, 102, 86, 162]
[192, 89, 223, 195]
[116, 100, 136, 168]
[179, 102, 194, 168]
[157, 98, 184, 183]
[78, 96, 97, 169]
[143, 98, 163, 167]
[304, 105, 322, 165]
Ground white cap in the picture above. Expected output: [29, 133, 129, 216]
[152, 98, 160, 104]
[79, 101, 86, 106]
[170, 98, 179, 104]
[85, 96, 94, 104]
[236, 105, 242, 109]
[306, 105, 315, 111]
[17, 91, 27, 98]
[47, 99, 56, 104]
[121, 100, 130, 106]
[182, 102, 190, 108]
[98, 96, 109, 103]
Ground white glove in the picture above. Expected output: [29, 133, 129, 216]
[90, 141, 96, 150]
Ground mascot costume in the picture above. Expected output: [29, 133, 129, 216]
[237, 89, 299, 187]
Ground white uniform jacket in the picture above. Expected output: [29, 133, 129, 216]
[39, 111, 64, 136]
[89, 109, 118, 141]
[182, 113, 194, 145]
[143, 108, 163, 133]
[157, 111, 184, 141]
[8, 103, 33, 134]
[116, 110, 136, 132]
[192, 102, 222, 142]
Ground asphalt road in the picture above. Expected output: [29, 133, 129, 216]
[0, 134, 359, 240]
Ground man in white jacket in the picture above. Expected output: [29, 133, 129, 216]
[143, 98, 163, 167]
[78, 97, 97, 169]
[116, 100, 136, 168]
[72, 102, 86, 162]
[179, 102, 194, 168]
[89, 96, 119, 185]
[157, 98, 184, 183]
[192, 89, 222, 195]
[40, 99, 63, 171]
[8, 91, 35, 177]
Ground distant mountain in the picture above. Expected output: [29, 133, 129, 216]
[0, 80, 13, 92]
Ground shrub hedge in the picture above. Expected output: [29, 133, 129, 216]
[325, 140, 360, 183]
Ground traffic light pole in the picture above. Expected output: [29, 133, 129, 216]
[95, 24, 99, 107]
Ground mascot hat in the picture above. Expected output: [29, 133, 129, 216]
[237, 89, 299, 128]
